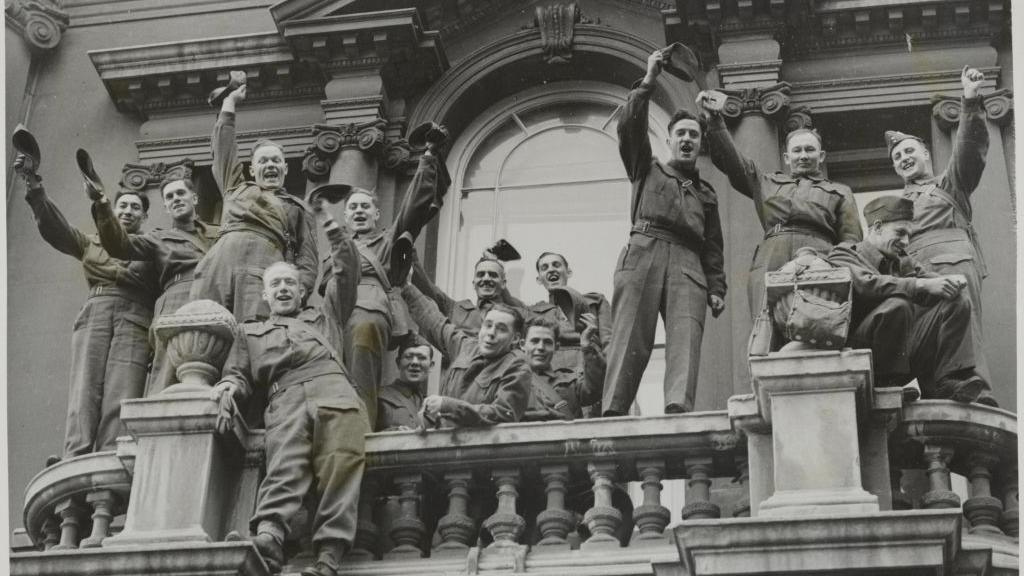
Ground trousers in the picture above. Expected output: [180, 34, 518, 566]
[190, 231, 278, 322]
[343, 308, 390, 430]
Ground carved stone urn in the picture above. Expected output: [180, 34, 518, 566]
[152, 299, 237, 394]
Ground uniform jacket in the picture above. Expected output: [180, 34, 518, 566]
[212, 111, 318, 296]
[402, 284, 530, 426]
[523, 345, 605, 421]
[528, 287, 612, 349]
[376, 380, 424, 431]
[618, 80, 726, 298]
[826, 241, 938, 324]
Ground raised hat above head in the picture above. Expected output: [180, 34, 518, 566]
[884, 130, 926, 156]
[863, 195, 914, 225]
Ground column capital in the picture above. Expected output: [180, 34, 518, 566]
[721, 82, 791, 125]
[120, 158, 195, 195]
[784, 106, 814, 135]
[302, 120, 387, 181]
[932, 89, 1014, 131]
[5, 0, 70, 53]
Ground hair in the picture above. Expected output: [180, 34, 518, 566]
[535, 251, 569, 272]
[345, 187, 379, 208]
[262, 261, 300, 286]
[784, 128, 824, 149]
[114, 189, 149, 213]
[251, 138, 285, 158]
[396, 334, 434, 362]
[525, 315, 561, 341]
[487, 303, 525, 337]
[667, 109, 707, 137]
[159, 176, 195, 197]
[475, 257, 506, 274]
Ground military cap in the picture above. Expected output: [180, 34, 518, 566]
[863, 196, 914, 224]
[884, 130, 926, 156]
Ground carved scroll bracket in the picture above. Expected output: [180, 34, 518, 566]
[120, 158, 195, 194]
[932, 89, 1014, 131]
[528, 3, 597, 65]
[302, 119, 387, 181]
[5, 0, 70, 53]
[721, 82, 791, 125]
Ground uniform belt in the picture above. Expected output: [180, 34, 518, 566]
[763, 223, 834, 243]
[162, 272, 193, 291]
[631, 219, 701, 250]
[268, 360, 346, 400]
[219, 226, 286, 254]
[88, 285, 152, 307]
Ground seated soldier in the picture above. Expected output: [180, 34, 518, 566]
[521, 316, 605, 422]
[826, 196, 996, 406]
[376, 335, 434, 431]
[211, 203, 368, 576]
[401, 283, 531, 427]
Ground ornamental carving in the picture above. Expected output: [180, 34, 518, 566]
[383, 140, 415, 171]
[530, 3, 596, 65]
[302, 120, 387, 180]
[119, 158, 194, 194]
[784, 106, 814, 134]
[932, 89, 1014, 131]
[5, 0, 70, 53]
[720, 82, 791, 124]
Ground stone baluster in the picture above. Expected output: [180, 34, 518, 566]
[732, 456, 751, 518]
[999, 463, 1019, 537]
[41, 517, 60, 550]
[921, 444, 960, 509]
[535, 464, 575, 549]
[963, 453, 1004, 535]
[79, 490, 118, 548]
[350, 477, 381, 560]
[50, 499, 85, 550]
[484, 468, 526, 547]
[890, 468, 913, 511]
[632, 459, 671, 543]
[435, 470, 476, 555]
[581, 461, 622, 549]
[682, 457, 721, 520]
[386, 473, 426, 559]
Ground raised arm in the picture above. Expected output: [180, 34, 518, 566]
[439, 363, 531, 426]
[577, 329, 606, 407]
[320, 209, 361, 328]
[411, 258, 457, 316]
[292, 203, 320, 300]
[390, 153, 449, 247]
[211, 86, 248, 195]
[92, 195, 159, 260]
[401, 283, 466, 358]
[618, 50, 666, 182]
[942, 67, 989, 203]
[23, 179, 89, 260]
[704, 111, 761, 200]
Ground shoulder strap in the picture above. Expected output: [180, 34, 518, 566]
[355, 241, 393, 291]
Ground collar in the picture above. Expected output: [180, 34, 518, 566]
[657, 160, 700, 183]
[771, 171, 826, 183]
[388, 379, 423, 399]
[855, 241, 896, 271]
[355, 230, 385, 246]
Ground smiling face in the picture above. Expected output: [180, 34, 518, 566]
[261, 262, 305, 316]
[477, 309, 518, 358]
[890, 138, 933, 182]
[536, 253, 571, 291]
[114, 193, 148, 233]
[666, 118, 702, 169]
[344, 191, 381, 235]
[523, 325, 557, 371]
[250, 143, 288, 190]
[397, 344, 433, 385]
[868, 220, 912, 260]
[473, 260, 506, 301]
[783, 131, 826, 177]
[161, 180, 197, 223]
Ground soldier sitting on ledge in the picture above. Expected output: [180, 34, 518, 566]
[825, 196, 997, 406]
[375, 334, 434, 431]
[401, 283, 531, 428]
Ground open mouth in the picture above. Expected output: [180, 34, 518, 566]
[546, 272, 560, 282]
[680, 145, 694, 154]
[900, 161, 914, 171]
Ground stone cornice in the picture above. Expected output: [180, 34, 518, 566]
[136, 125, 314, 164]
[5, 0, 70, 53]
[63, 0, 271, 28]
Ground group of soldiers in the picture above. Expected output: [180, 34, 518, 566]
[10, 46, 998, 574]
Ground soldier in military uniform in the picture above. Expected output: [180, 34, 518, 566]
[14, 150, 157, 459]
[401, 283, 531, 427]
[189, 78, 319, 323]
[211, 202, 366, 576]
[885, 65, 991, 386]
[413, 255, 528, 339]
[93, 176, 218, 395]
[699, 91, 862, 317]
[375, 335, 433, 431]
[520, 316, 604, 422]
[826, 196, 995, 405]
[602, 49, 727, 416]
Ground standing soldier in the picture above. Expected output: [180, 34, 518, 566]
[885, 65, 991, 385]
[602, 49, 727, 416]
[12, 131, 157, 460]
[699, 90, 862, 317]
[189, 75, 319, 322]
[92, 175, 218, 395]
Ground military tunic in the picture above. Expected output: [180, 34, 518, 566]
[376, 380, 424, 431]
[901, 95, 990, 384]
[523, 345, 604, 421]
[706, 114, 862, 316]
[189, 110, 318, 323]
[826, 241, 989, 400]
[219, 220, 365, 548]
[602, 80, 727, 416]
[26, 187, 157, 457]
[402, 284, 531, 426]
[94, 201, 218, 395]
[528, 286, 612, 372]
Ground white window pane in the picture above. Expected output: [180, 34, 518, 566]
[499, 127, 623, 188]
[463, 119, 525, 189]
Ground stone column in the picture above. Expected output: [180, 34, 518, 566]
[535, 465, 575, 550]
[963, 452, 1003, 535]
[581, 461, 622, 550]
[483, 468, 526, 547]
[79, 490, 118, 548]
[435, 470, 475, 556]
[732, 456, 751, 518]
[681, 457, 721, 521]
[41, 518, 60, 550]
[386, 473, 426, 559]
[631, 459, 671, 544]
[50, 499, 84, 550]
[920, 444, 960, 510]
[999, 463, 1019, 537]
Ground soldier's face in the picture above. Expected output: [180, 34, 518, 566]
[114, 194, 148, 234]
[783, 132, 826, 176]
[250, 144, 288, 190]
[397, 345, 433, 385]
[666, 118, 702, 168]
[522, 325, 556, 371]
[890, 139, 933, 182]
[344, 192, 380, 234]
[261, 264, 305, 316]
[473, 260, 506, 300]
[478, 310, 518, 358]
[161, 180, 197, 222]
[871, 220, 912, 259]
[536, 253, 571, 290]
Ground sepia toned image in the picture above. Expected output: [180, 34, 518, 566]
[4, 1, 1019, 575]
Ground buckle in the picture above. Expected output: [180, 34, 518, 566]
[770, 223, 783, 235]
[636, 220, 651, 233]
[270, 382, 281, 396]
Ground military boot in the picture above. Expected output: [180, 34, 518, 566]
[300, 539, 347, 576]
[226, 529, 284, 573]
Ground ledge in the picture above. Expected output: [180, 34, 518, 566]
[891, 401, 1017, 475]
[10, 541, 268, 576]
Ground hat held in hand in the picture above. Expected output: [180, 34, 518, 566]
[484, 239, 521, 262]
[408, 122, 449, 149]
[76, 148, 105, 191]
[12, 124, 41, 174]
[208, 70, 247, 108]
[307, 183, 358, 206]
